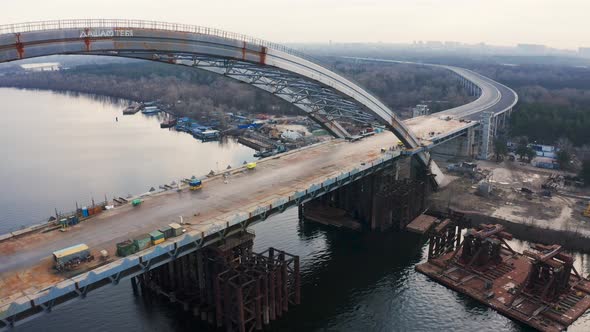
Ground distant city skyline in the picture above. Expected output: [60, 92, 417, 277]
[2, 0, 589, 50]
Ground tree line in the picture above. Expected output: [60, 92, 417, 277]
[0, 60, 472, 121]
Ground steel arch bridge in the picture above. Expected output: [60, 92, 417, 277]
[0, 19, 422, 149]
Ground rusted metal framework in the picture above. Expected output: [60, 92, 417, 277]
[134, 233, 300, 332]
[418, 223, 590, 331]
[303, 163, 427, 231]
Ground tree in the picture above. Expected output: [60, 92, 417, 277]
[580, 160, 590, 186]
[556, 150, 571, 170]
[493, 138, 508, 162]
[515, 144, 529, 161]
[525, 148, 537, 163]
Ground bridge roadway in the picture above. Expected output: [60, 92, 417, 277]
[343, 57, 518, 120]
[0, 117, 471, 326]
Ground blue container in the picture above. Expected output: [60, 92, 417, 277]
[82, 207, 89, 218]
[68, 216, 79, 225]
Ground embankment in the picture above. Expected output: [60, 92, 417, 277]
[432, 208, 590, 253]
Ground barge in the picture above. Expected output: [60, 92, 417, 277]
[416, 222, 590, 332]
[122, 103, 141, 115]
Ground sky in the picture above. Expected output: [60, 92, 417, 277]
[2, 0, 588, 50]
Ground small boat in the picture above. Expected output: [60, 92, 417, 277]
[123, 104, 141, 115]
[141, 106, 160, 114]
[160, 118, 177, 128]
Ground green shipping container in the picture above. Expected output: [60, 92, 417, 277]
[133, 234, 151, 251]
[116, 240, 138, 257]
[149, 230, 164, 241]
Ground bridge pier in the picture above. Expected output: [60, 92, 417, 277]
[431, 126, 477, 159]
[302, 158, 428, 231]
[133, 231, 300, 331]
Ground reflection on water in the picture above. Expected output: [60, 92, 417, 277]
[2, 88, 588, 331]
[0, 88, 254, 233]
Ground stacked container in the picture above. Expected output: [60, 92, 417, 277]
[133, 234, 152, 251]
[159, 226, 173, 239]
[116, 240, 138, 257]
[169, 223, 183, 237]
[150, 230, 165, 245]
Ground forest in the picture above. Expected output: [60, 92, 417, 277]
[476, 64, 590, 147]
[2, 55, 590, 149]
[0, 58, 470, 120]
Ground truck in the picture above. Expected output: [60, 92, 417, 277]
[53, 243, 94, 272]
[189, 179, 203, 191]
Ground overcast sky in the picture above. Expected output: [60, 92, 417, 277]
[2, 0, 588, 49]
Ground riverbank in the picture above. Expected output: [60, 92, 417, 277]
[428, 159, 590, 252]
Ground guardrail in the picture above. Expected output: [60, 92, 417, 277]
[0, 19, 319, 64]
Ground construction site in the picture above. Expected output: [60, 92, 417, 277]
[429, 158, 590, 250]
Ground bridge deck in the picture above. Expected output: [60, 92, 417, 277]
[0, 133, 389, 302]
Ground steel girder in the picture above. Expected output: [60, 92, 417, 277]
[90, 51, 378, 135]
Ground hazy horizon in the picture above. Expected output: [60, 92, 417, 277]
[2, 0, 589, 50]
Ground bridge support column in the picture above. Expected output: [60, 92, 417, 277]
[301, 159, 428, 231]
[431, 127, 477, 159]
[478, 111, 495, 160]
[135, 232, 300, 331]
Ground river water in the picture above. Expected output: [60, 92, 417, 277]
[1, 88, 588, 331]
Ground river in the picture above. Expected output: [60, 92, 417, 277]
[1, 88, 587, 331]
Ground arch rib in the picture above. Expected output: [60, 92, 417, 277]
[0, 19, 420, 147]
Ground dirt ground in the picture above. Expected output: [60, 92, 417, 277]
[430, 159, 590, 237]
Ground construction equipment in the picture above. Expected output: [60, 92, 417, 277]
[53, 243, 94, 272]
[189, 179, 203, 191]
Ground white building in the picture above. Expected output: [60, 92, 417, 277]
[412, 104, 429, 118]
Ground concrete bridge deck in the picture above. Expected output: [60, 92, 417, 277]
[0, 127, 443, 326]
[0, 113, 474, 325]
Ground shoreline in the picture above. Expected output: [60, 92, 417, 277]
[431, 208, 590, 253]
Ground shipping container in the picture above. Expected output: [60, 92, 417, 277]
[159, 226, 173, 239]
[169, 223, 183, 237]
[133, 234, 151, 251]
[116, 240, 138, 257]
[53, 243, 91, 268]
[150, 230, 165, 245]
[82, 207, 89, 217]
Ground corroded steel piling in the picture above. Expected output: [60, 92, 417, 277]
[135, 232, 300, 331]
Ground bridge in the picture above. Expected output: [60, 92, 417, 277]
[345, 57, 518, 158]
[0, 20, 517, 330]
